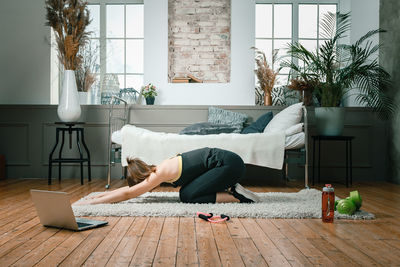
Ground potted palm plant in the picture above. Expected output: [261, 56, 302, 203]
[45, 0, 91, 122]
[282, 12, 395, 135]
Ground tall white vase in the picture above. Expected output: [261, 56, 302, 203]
[57, 70, 81, 122]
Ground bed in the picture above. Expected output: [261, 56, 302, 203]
[106, 97, 309, 189]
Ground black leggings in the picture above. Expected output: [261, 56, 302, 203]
[172, 147, 246, 203]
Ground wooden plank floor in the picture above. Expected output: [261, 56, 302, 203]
[0, 178, 399, 266]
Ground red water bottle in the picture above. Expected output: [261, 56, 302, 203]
[322, 184, 335, 223]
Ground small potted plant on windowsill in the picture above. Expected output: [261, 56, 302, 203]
[141, 83, 158, 105]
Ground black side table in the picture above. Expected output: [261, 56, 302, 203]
[48, 122, 91, 185]
[312, 135, 354, 187]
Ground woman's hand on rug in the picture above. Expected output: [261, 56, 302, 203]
[75, 199, 94, 205]
[86, 187, 130, 201]
[76, 185, 154, 205]
[87, 192, 109, 199]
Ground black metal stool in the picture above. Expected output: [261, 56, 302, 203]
[312, 135, 354, 187]
[48, 122, 91, 185]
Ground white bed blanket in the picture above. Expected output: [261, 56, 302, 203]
[121, 125, 286, 169]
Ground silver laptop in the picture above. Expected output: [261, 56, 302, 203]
[30, 189, 108, 231]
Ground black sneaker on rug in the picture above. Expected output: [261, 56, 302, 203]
[228, 183, 260, 203]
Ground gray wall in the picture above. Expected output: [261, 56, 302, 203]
[0, 0, 51, 104]
[380, 0, 400, 184]
[0, 105, 389, 186]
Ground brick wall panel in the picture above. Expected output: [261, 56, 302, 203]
[168, 0, 231, 83]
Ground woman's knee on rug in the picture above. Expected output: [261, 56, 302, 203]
[179, 187, 198, 203]
[179, 188, 216, 203]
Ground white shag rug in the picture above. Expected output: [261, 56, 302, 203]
[72, 189, 375, 219]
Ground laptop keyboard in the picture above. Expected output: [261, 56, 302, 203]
[77, 222, 92, 228]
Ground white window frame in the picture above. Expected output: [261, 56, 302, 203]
[255, 0, 340, 86]
[50, 0, 144, 104]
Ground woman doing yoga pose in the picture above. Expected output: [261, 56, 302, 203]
[80, 147, 259, 205]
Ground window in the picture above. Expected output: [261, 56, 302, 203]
[104, 4, 144, 90]
[255, 1, 338, 87]
[51, 1, 144, 104]
[255, 3, 292, 86]
[298, 4, 337, 53]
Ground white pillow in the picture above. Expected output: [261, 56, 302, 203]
[111, 129, 122, 145]
[264, 102, 303, 133]
[285, 132, 305, 150]
[285, 123, 304, 136]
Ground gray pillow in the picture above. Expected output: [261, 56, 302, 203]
[208, 107, 248, 133]
[179, 122, 237, 135]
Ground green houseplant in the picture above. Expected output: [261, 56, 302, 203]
[141, 83, 158, 105]
[282, 12, 395, 135]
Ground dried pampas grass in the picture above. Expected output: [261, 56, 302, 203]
[45, 0, 91, 70]
[75, 40, 99, 92]
[252, 47, 279, 105]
